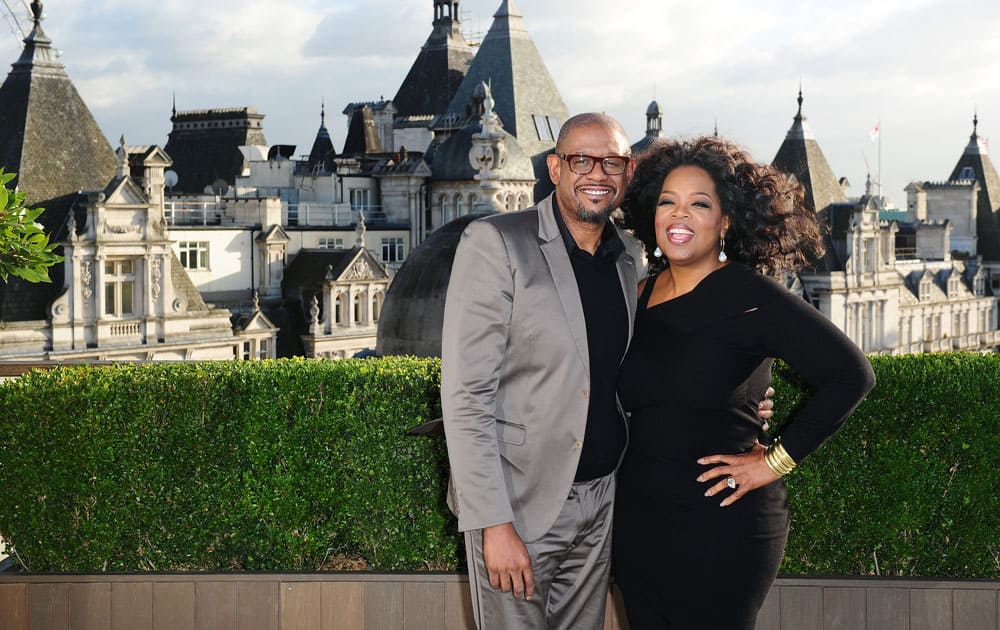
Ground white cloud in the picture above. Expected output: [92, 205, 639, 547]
[3, 0, 1000, 199]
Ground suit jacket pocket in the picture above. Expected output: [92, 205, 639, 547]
[495, 419, 526, 446]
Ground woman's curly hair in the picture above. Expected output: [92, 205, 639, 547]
[620, 136, 825, 275]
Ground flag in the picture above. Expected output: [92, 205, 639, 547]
[870, 123, 880, 142]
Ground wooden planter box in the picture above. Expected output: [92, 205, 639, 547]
[1, 572, 997, 630]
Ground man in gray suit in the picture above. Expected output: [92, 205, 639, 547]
[441, 113, 642, 629]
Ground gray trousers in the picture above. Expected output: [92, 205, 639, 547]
[464, 473, 615, 630]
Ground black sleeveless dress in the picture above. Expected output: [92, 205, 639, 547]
[613, 263, 874, 629]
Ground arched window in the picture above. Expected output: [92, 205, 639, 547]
[372, 291, 384, 323]
[455, 194, 464, 217]
[335, 292, 348, 325]
[441, 195, 450, 223]
[353, 293, 364, 324]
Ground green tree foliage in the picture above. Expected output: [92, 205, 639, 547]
[0, 168, 63, 283]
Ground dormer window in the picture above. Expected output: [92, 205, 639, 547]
[959, 166, 975, 181]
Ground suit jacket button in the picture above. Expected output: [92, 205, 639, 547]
[574, 440, 582, 448]
[582, 389, 589, 398]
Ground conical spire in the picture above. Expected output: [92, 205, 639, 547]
[392, 0, 475, 118]
[772, 88, 846, 214]
[0, 0, 117, 205]
[949, 113, 1000, 259]
[307, 100, 336, 173]
[443, 0, 569, 199]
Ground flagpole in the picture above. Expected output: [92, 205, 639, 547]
[878, 118, 882, 206]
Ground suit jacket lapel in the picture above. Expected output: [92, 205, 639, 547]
[615, 231, 639, 353]
[537, 196, 590, 374]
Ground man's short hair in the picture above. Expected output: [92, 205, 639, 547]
[556, 113, 630, 155]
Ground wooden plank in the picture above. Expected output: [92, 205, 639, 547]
[824, 587, 866, 630]
[443, 579, 475, 630]
[755, 585, 779, 630]
[909, 587, 951, 630]
[779, 586, 823, 629]
[321, 582, 362, 630]
[953, 589, 998, 630]
[279, 582, 321, 630]
[195, 582, 237, 630]
[0, 583, 28, 630]
[27, 583, 69, 630]
[69, 583, 111, 630]
[153, 582, 195, 630]
[403, 582, 444, 630]
[362, 582, 403, 630]
[866, 587, 908, 630]
[112, 582, 152, 630]
[237, 581, 279, 630]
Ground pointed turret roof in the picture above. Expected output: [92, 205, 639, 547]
[392, 1, 476, 119]
[771, 89, 847, 215]
[443, 0, 568, 156]
[306, 102, 336, 174]
[949, 113, 1000, 259]
[0, 1, 117, 206]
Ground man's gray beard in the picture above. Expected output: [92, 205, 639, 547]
[575, 204, 612, 224]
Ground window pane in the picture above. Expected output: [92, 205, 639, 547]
[105, 261, 115, 275]
[121, 281, 134, 314]
[105, 283, 115, 315]
[121, 260, 134, 275]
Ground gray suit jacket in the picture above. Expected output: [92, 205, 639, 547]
[441, 194, 643, 542]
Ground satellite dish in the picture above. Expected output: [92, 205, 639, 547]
[164, 170, 179, 191]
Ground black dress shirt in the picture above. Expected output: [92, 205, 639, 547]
[552, 201, 630, 482]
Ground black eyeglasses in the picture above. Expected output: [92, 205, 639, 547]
[557, 153, 631, 176]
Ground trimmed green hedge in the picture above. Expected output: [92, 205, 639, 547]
[774, 353, 999, 578]
[0, 358, 455, 572]
[0, 354, 997, 577]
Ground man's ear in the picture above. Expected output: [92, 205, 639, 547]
[546, 153, 562, 186]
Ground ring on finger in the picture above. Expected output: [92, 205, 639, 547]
[726, 477, 738, 490]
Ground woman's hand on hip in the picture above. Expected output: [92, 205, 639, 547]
[696, 441, 781, 507]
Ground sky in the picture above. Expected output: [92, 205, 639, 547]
[3, 0, 1000, 205]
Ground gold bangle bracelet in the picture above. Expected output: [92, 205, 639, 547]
[764, 439, 797, 477]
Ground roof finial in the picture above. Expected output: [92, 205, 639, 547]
[321, 99, 326, 127]
[172, 92, 177, 118]
[973, 107, 979, 136]
[796, 83, 803, 120]
[714, 118, 719, 137]
[30, 1, 43, 25]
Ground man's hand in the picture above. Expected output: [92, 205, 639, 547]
[758, 386, 775, 431]
[482, 522, 535, 601]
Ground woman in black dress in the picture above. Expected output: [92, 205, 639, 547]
[613, 137, 875, 629]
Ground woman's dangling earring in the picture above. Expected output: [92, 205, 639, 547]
[653, 245, 663, 258]
[718, 236, 728, 263]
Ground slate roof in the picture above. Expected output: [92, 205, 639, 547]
[306, 104, 336, 174]
[0, 6, 117, 207]
[947, 115, 1000, 260]
[442, 0, 569, 174]
[431, 121, 535, 182]
[392, 1, 475, 119]
[163, 107, 267, 194]
[772, 90, 848, 215]
[0, 5, 117, 323]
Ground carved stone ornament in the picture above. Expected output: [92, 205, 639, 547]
[150, 258, 162, 304]
[343, 258, 376, 281]
[81, 260, 93, 303]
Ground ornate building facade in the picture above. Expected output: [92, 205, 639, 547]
[0, 4, 277, 362]
[775, 96, 998, 355]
